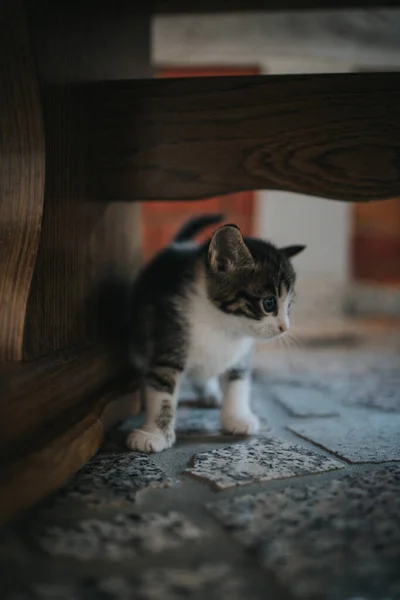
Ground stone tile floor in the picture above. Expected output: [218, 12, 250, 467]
[1, 318, 400, 600]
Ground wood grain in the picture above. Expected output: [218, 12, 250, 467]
[0, 415, 102, 524]
[0, 0, 147, 523]
[22, 1, 149, 359]
[0, 348, 140, 524]
[88, 72, 400, 203]
[0, 0, 45, 360]
[0, 349, 114, 462]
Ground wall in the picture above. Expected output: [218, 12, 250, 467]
[153, 11, 400, 67]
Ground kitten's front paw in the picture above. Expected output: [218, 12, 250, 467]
[221, 411, 260, 436]
[126, 425, 176, 453]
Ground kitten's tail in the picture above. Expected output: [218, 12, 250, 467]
[173, 213, 225, 243]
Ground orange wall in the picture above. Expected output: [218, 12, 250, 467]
[352, 198, 400, 284]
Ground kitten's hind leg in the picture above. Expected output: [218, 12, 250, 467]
[192, 377, 222, 408]
[127, 365, 182, 453]
[220, 363, 259, 435]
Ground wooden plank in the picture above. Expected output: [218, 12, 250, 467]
[0, 348, 140, 524]
[141, 66, 258, 261]
[0, 0, 45, 360]
[0, 0, 146, 525]
[88, 72, 400, 203]
[21, 0, 149, 359]
[0, 415, 102, 524]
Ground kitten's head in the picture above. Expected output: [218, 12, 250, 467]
[205, 224, 305, 340]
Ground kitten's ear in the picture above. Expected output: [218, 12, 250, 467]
[280, 245, 306, 260]
[208, 224, 253, 272]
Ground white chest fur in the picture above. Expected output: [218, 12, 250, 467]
[184, 283, 253, 381]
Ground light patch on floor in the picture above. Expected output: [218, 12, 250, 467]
[185, 436, 344, 490]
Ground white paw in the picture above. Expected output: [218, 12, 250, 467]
[221, 411, 260, 436]
[126, 425, 176, 453]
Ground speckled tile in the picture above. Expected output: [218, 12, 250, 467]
[289, 414, 400, 463]
[208, 465, 400, 600]
[5, 565, 256, 600]
[38, 511, 206, 561]
[185, 437, 343, 490]
[5, 584, 81, 600]
[98, 565, 256, 600]
[5, 585, 80, 600]
[271, 385, 340, 418]
[51, 452, 172, 508]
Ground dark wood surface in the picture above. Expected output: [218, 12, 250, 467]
[0, 0, 147, 523]
[22, 0, 149, 359]
[88, 72, 400, 203]
[0, 0, 45, 360]
[0, 348, 140, 524]
[0, 349, 115, 463]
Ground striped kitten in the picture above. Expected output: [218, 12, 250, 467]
[127, 214, 304, 453]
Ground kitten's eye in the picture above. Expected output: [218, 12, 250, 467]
[262, 296, 277, 313]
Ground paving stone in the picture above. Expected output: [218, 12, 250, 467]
[334, 375, 400, 413]
[271, 385, 340, 418]
[176, 408, 222, 435]
[208, 465, 400, 600]
[289, 414, 400, 463]
[51, 452, 172, 508]
[176, 407, 269, 436]
[38, 511, 205, 560]
[185, 437, 343, 490]
[253, 370, 327, 390]
[254, 348, 400, 380]
[6, 565, 255, 600]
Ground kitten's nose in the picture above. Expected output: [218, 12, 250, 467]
[279, 322, 288, 333]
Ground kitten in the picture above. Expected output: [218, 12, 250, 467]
[127, 214, 305, 453]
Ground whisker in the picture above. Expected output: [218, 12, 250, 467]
[279, 333, 300, 370]
[286, 332, 313, 374]
[282, 333, 300, 352]
[286, 331, 305, 351]
[280, 331, 312, 375]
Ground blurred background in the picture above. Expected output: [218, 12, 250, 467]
[139, 9, 400, 328]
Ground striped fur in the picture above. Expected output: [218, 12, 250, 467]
[126, 216, 305, 453]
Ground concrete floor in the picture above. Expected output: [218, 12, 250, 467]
[1, 318, 400, 600]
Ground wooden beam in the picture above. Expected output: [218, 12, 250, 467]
[88, 72, 400, 203]
[22, 0, 149, 359]
[0, 0, 45, 360]
[0, 0, 146, 524]
[0, 348, 140, 524]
